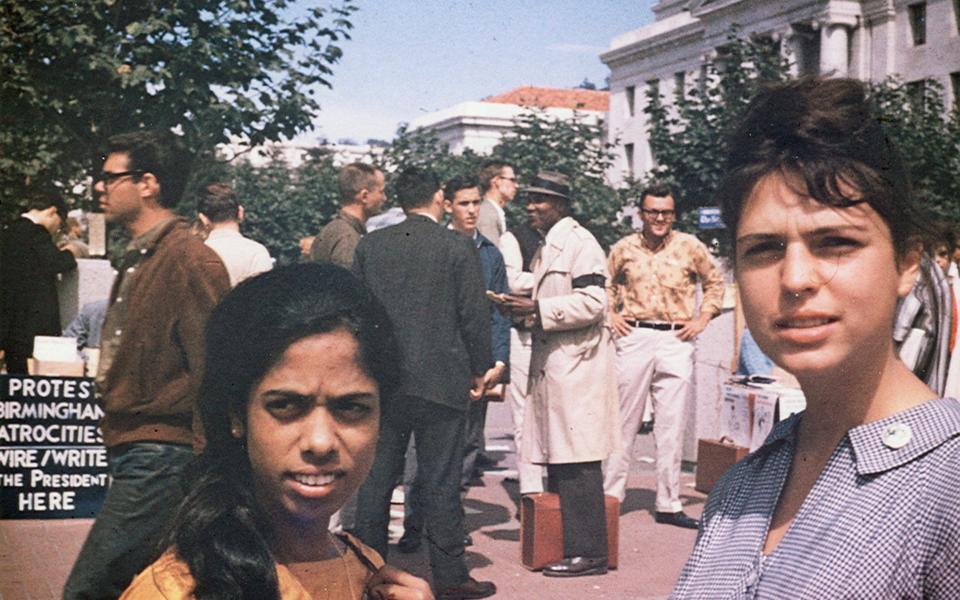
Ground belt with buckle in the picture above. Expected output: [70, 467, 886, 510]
[625, 319, 683, 331]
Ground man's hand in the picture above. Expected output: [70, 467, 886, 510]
[500, 294, 537, 317]
[366, 564, 434, 600]
[481, 363, 506, 391]
[469, 375, 486, 401]
[676, 314, 711, 342]
[609, 311, 633, 338]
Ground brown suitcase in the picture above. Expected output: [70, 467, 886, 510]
[520, 492, 619, 571]
[694, 438, 749, 494]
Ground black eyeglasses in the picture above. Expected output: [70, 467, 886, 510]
[641, 208, 675, 219]
[96, 170, 144, 185]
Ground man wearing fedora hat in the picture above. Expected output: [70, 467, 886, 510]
[501, 171, 619, 577]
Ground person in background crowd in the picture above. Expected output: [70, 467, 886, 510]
[352, 167, 496, 600]
[476, 159, 517, 246]
[60, 215, 91, 258]
[604, 183, 723, 530]
[311, 162, 386, 268]
[893, 231, 951, 396]
[398, 175, 510, 553]
[0, 192, 77, 374]
[498, 217, 547, 505]
[672, 77, 960, 598]
[64, 130, 231, 599]
[501, 171, 619, 577]
[197, 182, 273, 287]
[121, 264, 433, 600]
[63, 298, 109, 352]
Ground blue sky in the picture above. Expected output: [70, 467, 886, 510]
[304, 1, 656, 143]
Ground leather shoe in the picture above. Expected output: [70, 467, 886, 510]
[654, 511, 700, 529]
[397, 531, 421, 553]
[437, 577, 496, 599]
[543, 556, 608, 577]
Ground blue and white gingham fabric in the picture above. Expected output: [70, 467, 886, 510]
[672, 397, 960, 599]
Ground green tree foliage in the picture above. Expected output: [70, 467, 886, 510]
[870, 78, 960, 225]
[643, 29, 790, 228]
[378, 124, 483, 188]
[227, 148, 342, 266]
[0, 0, 356, 221]
[643, 28, 960, 248]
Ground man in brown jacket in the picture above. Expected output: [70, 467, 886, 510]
[64, 130, 230, 599]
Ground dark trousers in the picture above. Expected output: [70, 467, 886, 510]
[547, 461, 608, 559]
[461, 397, 489, 486]
[403, 396, 488, 534]
[354, 396, 469, 588]
[63, 442, 193, 600]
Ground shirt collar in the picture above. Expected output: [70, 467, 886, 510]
[21, 212, 42, 226]
[407, 211, 438, 223]
[206, 227, 242, 241]
[338, 209, 367, 234]
[756, 398, 960, 475]
[127, 217, 180, 255]
[848, 397, 960, 475]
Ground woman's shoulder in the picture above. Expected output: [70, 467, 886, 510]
[119, 550, 195, 600]
[337, 531, 386, 570]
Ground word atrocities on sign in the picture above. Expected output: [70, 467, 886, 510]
[0, 376, 108, 519]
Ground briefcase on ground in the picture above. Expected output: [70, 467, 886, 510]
[520, 492, 619, 571]
[694, 438, 749, 494]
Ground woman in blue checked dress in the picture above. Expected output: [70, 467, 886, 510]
[672, 78, 960, 599]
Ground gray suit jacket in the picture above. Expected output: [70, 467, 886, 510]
[353, 213, 492, 411]
[477, 198, 505, 247]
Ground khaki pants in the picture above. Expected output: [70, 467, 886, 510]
[603, 326, 692, 513]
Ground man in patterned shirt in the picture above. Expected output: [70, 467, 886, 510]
[603, 183, 723, 529]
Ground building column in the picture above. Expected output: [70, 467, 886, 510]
[820, 23, 850, 77]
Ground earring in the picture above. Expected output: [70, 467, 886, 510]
[231, 425, 244, 438]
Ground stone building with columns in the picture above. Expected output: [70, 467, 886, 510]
[602, 0, 960, 184]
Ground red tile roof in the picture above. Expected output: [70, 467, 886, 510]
[482, 86, 609, 111]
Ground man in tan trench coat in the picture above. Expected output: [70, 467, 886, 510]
[502, 171, 620, 578]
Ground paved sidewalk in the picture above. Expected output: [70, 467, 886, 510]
[0, 401, 705, 599]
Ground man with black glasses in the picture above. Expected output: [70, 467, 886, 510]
[64, 130, 230, 599]
[602, 183, 723, 530]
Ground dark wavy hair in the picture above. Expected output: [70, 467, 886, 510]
[163, 263, 400, 599]
[717, 77, 924, 259]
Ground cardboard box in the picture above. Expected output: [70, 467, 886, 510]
[695, 438, 749, 494]
[520, 493, 619, 570]
[27, 358, 85, 377]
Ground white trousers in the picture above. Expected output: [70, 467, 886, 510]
[603, 326, 693, 513]
[507, 327, 545, 494]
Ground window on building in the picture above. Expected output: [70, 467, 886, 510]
[625, 85, 636, 117]
[909, 3, 927, 46]
[647, 78, 660, 103]
[624, 143, 635, 178]
[954, 0, 960, 33]
[907, 79, 928, 111]
[951, 72, 960, 111]
[674, 71, 687, 101]
[698, 64, 709, 97]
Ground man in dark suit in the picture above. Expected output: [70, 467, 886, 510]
[353, 167, 496, 600]
[1, 194, 77, 373]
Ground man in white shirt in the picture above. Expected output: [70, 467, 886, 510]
[197, 183, 273, 287]
[476, 160, 517, 246]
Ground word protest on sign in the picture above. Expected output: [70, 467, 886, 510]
[697, 206, 724, 230]
[0, 375, 107, 519]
